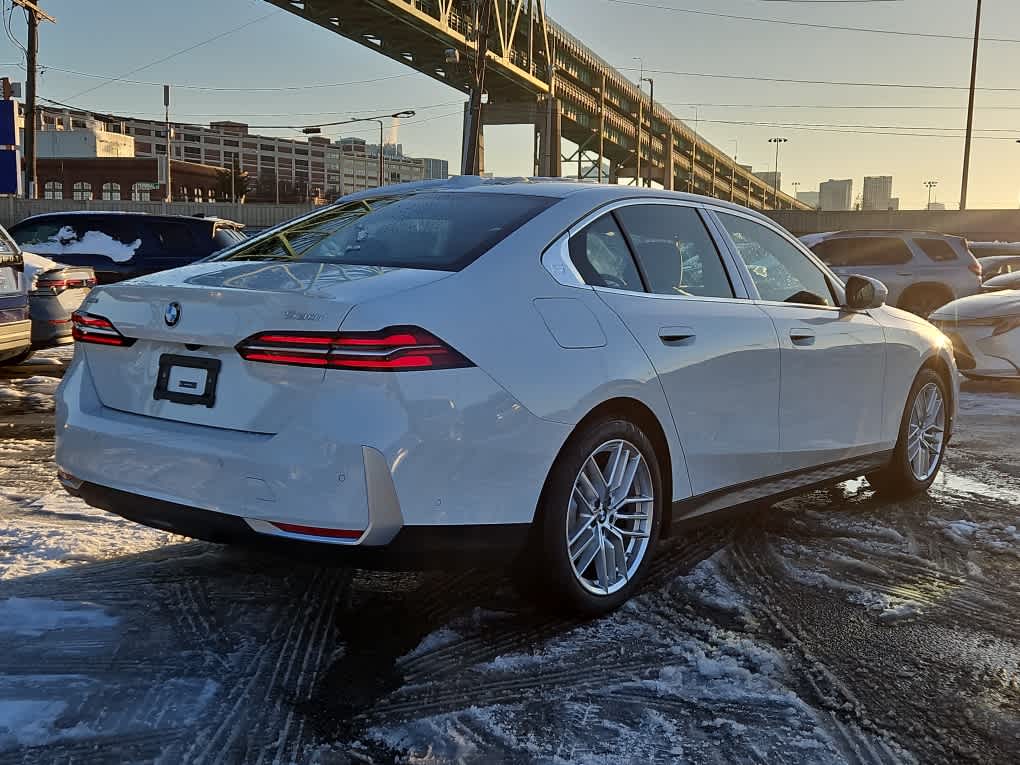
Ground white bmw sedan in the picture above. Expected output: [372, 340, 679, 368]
[55, 178, 957, 613]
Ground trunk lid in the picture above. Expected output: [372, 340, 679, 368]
[80, 260, 452, 432]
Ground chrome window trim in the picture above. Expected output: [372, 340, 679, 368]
[542, 197, 752, 300]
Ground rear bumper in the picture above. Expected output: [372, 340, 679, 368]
[0, 319, 31, 354]
[65, 480, 529, 569]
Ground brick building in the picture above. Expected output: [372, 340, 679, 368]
[37, 157, 225, 202]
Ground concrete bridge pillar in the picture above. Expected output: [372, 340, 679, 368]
[535, 96, 561, 178]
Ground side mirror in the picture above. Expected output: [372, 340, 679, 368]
[844, 274, 888, 310]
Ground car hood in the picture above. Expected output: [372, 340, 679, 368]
[930, 290, 1020, 322]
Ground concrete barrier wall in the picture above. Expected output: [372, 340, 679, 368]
[766, 209, 1020, 243]
[0, 198, 319, 230]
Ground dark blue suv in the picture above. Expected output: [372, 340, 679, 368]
[8, 212, 246, 285]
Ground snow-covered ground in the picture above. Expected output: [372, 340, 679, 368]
[1, 364, 1019, 763]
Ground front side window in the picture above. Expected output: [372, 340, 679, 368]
[615, 205, 734, 298]
[568, 214, 643, 291]
[717, 213, 835, 307]
[221, 192, 555, 271]
[814, 236, 913, 267]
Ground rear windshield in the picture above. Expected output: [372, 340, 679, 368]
[10, 216, 149, 265]
[219, 192, 556, 271]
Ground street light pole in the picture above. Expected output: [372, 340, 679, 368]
[376, 119, 384, 188]
[925, 180, 938, 209]
[960, 0, 982, 210]
[768, 137, 788, 208]
[640, 77, 654, 187]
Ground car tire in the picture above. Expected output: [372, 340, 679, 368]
[867, 369, 948, 497]
[0, 348, 33, 367]
[519, 417, 663, 615]
[899, 288, 951, 318]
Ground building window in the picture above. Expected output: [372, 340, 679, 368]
[184, 146, 201, 157]
[295, 148, 308, 156]
[260, 144, 275, 151]
[184, 134, 201, 143]
[295, 159, 308, 168]
[311, 150, 324, 158]
[243, 142, 257, 150]
[43, 181, 62, 199]
[204, 150, 220, 162]
[205, 136, 220, 145]
[72, 182, 92, 201]
[132, 181, 159, 201]
[278, 145, 292, 154]
[133, 127, 152, 137]
[155, 143, 167, 154]
[71, 119, 86, 129]
[136, 141, 153, 153]
[260, 154, 274, 165]
[101, 182, 120, 201]
[223, 139, 239, 147]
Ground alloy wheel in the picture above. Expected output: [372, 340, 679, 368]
[565, 439, 655, 595]
[907, 382, 946, 481]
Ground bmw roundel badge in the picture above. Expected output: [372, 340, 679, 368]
[164, 302, 182, 327]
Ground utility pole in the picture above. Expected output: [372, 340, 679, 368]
[462, 0, 493, 176]
[13, 0, 55, 200]
[960, 0, 982, 210]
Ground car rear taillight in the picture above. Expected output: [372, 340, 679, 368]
[34, 276, 96, 292]
[236, 326, 473, 371]
[71, 311, 136, 347]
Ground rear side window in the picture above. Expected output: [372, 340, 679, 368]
[916, 238, 958, 262]
[615, 205, 733, 298]
[10, 217, 150, 264]
[569, 214, 643, 291]
[811, 236, 912, 267]
[222, 192, 555, 271]
[146, 221, 198, 258]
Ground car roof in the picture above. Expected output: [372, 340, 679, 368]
[333, 176, 775, 223]
[817, 229, 960, 239]
[13, 211, 243, 228]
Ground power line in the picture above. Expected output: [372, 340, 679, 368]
[664, 102, 1020, 110]
[624, 66, 1020, 92]
[31, 63, 415, 92]
[65, 9, 281, 100]
[694, 118, 1020, 140]
[603, 0, 1020, 44]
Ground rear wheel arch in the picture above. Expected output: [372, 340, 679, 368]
[541, 397, 674, 536]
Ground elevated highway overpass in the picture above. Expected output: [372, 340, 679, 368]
[264, 0, 808, 211]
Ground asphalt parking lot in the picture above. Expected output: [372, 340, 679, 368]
[1, 350, 1018, 764]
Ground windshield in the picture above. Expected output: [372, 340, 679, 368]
[220, 192, 556, 271]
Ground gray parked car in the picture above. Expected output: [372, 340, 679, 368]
[801, 230, 982, 316]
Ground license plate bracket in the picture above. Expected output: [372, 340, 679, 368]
[154, 354, 221, 408]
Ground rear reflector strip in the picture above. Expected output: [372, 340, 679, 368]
[269, 521, 363, 540]
[236, 326, 473, 372]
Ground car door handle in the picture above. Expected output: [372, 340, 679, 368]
[897, 271, 913, 277]
[789, 328, 816, 345]
[658, 326, 696, 345]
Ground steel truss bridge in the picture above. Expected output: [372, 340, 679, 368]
[265, 0, 807, 210]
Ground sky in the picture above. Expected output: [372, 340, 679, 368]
[1, 0, 1019, 210]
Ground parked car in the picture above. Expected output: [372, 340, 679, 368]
[7, 212, 246, 284]
[801, 230, 982, 316]
[969, 241, 1020, 259]
[23, 252, 95, 350]
[931, 291, 1020, 379]
[56, 178, 957, 614]
[980, 270, 1020, 293]
[0, 226, 30, 366]
[975, 255, 1020, 282]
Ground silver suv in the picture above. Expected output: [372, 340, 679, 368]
[801, 230, 982, 316]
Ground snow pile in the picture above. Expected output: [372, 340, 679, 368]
[932, 516, 1020, 555]
[20, 251, 61, 288]
[27, 226, 141, 263]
